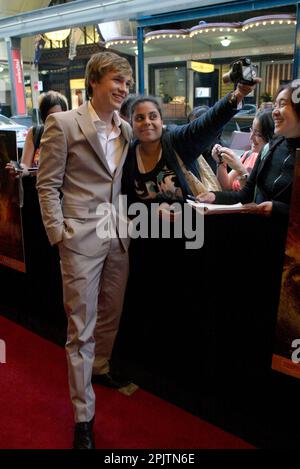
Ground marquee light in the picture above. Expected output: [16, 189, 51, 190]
[103, 14, 296, 54]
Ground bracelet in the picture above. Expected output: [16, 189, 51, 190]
[237, 173, 248, 181]
[227, 91, 238, 108]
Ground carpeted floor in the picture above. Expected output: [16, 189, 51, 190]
[0, 314, 254, 449]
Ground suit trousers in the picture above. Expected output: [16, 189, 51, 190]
[59, 237, 129, 422]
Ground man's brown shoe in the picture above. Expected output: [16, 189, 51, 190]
[92, 372, 131, 389]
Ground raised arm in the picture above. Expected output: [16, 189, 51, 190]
[171, 81, 260, 164]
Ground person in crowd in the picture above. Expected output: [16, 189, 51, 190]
[119, 93, 137, 122]
[197, 81, 299, 218]
[187, 105, 210, 123]
[120, 83, 259, 390]
[36, 51, 133, 449]
[5, 91, 68, 177]
[4, 91, 69, 280]
[186, 104, 220, 173]
[212, 109, 274, 191]
[122, 81, 259, 207]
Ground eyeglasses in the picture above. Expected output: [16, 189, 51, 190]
[250, 127, 263, 138]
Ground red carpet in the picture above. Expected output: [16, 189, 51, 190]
[0, 315, 254, 449]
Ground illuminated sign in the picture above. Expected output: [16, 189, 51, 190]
[11, 49, 26, 115]
[189, 61, 215, 73]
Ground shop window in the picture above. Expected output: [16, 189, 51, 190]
[265, 62, 292, 99]
[150, 63, 187, 123]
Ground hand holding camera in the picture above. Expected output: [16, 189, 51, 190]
[218, 148, 245, 171]
[212, 144, 224, 164]
[5, 161, 22, 179]
[9, 160, 23, 173]
[223, 57, 262, 103]
[223, 57, 258, 86]
[5, 160, 34, 178]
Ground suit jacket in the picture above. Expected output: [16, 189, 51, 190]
[36, 103, 132, 257]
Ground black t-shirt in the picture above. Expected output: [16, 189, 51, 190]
[133, 154, 183, 202]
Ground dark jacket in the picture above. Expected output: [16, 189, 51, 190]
[213, 136, 298, 216]
[122, 94, 238, 203]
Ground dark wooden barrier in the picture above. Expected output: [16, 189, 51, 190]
[115, 213, 287, 388]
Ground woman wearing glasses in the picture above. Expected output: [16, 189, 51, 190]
[211, 109, 274, 191]
[197, 81, 299, 218]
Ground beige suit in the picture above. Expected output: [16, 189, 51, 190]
[36, 103, 132, 422]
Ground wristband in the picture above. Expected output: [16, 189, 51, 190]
[227, 92, 238, 108]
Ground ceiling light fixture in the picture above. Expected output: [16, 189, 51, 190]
[220, 37, 231, 47]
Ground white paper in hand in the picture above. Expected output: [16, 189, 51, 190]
[186, 199, 244, 215]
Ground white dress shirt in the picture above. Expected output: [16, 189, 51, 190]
[88, 100, 124, 174]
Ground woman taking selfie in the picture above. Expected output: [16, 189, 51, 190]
[122, 81, 258, 207]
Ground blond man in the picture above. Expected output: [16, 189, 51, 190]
[37, 52, 133, 449]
